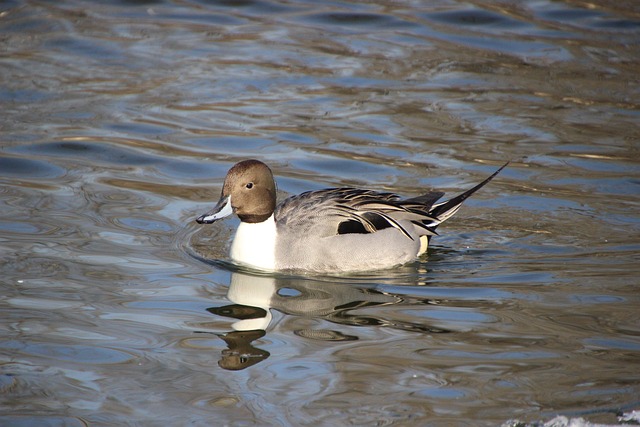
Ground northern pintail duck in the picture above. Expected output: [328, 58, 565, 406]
[196, 159, 507, 273]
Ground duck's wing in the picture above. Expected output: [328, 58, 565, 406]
[274, 162, 508, 241]
[275, 188, 440, 240]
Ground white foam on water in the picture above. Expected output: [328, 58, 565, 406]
[502, 410, 640, 427]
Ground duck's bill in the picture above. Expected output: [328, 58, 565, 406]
[196, 195, 233, 224]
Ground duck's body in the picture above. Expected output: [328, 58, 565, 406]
[196, 159, 507, 273]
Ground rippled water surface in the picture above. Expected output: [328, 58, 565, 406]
[2, 0, 639, 425]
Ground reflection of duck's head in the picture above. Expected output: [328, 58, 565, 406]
[206, 274, 276, 371]
[217, 330, 270, 371]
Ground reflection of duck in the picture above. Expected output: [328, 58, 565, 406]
[208, 271, 449, 370]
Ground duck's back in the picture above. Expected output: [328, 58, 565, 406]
[273, 188, 426, 272]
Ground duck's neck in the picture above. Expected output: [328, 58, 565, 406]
[230, 214, 277, 271]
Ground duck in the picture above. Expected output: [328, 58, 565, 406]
[196, 159, 507, 273]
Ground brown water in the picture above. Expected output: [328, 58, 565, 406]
[1, 1, 639, 426]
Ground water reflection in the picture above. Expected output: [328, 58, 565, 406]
[206, 270, 448, 370]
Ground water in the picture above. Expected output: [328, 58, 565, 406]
[1, 0, 639, 425]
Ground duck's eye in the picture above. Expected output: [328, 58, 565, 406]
[245, 182, 254, 189]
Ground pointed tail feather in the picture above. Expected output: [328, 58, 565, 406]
[428, 162, 509, 226]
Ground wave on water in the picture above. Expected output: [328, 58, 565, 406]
[503, 409, 640, 427]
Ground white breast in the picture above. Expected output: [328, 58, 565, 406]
[229, 214, 277, 271]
